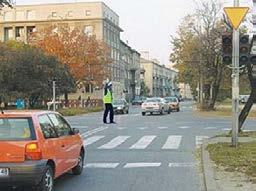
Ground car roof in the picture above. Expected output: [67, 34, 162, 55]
[0, 110, 59, 118]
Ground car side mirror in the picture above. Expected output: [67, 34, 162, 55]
[72, 128, 79, 135]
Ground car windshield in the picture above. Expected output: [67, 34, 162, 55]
[0, 118, 34, 141]
[165, 97, 177, 102]
[113, 100, 124, 105]
[145, 98, 160, 103]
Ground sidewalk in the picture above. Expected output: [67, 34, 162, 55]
[201, 137, 256, 191]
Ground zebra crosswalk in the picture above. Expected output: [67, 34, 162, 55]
[83, 135, 209, 150]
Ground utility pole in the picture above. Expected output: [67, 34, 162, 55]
[53, 80, 56, 111]
[231, 0, 240, 147]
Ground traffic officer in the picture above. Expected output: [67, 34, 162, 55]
[103, 81, 115, 124]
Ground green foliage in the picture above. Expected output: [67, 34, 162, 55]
[0, 41, 76, 108]
[58, 106, 103, 116]
[140, 81, 150, 97]
[0, 0, 12, 8]
[170, 0, 228, 110]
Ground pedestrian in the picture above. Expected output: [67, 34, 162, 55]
[103, 81, 116, 124]
[85, 96, 91, 107]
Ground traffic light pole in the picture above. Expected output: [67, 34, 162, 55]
[231, 0, 240, 147]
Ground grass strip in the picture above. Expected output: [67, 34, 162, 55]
[58, 106, 103, 116]
[207, 142, 256, 183]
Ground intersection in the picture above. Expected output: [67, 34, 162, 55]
[53, 102, 256, 191]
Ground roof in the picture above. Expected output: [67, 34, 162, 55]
[0, 110, 58, 117]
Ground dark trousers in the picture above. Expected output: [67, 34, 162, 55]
[103, 103, 114, 123]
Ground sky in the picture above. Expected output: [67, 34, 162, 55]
[15, 0, 254, 66]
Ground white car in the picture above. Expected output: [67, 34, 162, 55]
[141, 98, 170, 116]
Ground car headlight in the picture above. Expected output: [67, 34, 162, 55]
[117, 106, 122, 110]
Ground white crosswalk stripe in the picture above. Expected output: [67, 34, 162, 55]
[124, 163, 161, 168]
[195, 136, 209, 148]
[178, 126, 191, 129]
[83, 162, 196, 169]
[98, 136, 130, 149]
[84, 163, 119, 169]
[83, 135, 209, 150]
[162, 135, 182, 149]
[129, 136, 156, 149]
[83, 136, 105, 146]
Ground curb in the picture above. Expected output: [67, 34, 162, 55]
[201, 138, 220, 191]
[201, 136, 256, 191]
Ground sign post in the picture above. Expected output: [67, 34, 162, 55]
[224, 4, 249, 147]
[53, 80, 56, 111]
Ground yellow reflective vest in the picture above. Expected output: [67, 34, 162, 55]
[103, 89, 113, 104]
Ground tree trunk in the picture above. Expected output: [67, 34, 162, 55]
[238, 64, 256, 132]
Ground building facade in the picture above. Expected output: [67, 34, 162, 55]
[120, 41, 140, 101]
[140, 57, 178, 97]
[0, 2, 140, 100]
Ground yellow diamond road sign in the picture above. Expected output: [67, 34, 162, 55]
[224, 7, 249, 30]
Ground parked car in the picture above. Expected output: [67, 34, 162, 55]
[165, 97, 180, 112]
[0, 110, 84, 191]
[132, 96, 146, 105]
[141, 97, 170, 116]
[239, 95, 250, 104]
[113, 99, 129, 114]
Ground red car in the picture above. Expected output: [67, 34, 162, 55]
[0, 110, 85, 191]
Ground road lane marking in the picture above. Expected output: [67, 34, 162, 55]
[73, 125, 89, 129]
[169, 163, 195, 167]
[138, 127, 148, 130]
[83, 136, 105, 146]
[123, 163, 161, 168]
[222, 128, 231, 131]
[117, 127, 126, 130]
[84, 163, 119, 168]
[204, 127, 217, 130]
[158, 126, 168, 129]
[98, 136, 130, 149]
[178, 126, 191, 129]
[129, 136, 156, 149]
[81, 126, 108, 138]
[162, 135, 182, 149]
[196, 136, 209, 148]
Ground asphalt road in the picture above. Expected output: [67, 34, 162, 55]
[52, 101, 256, 191]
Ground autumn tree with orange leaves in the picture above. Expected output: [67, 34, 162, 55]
[30, 24, 112, 89]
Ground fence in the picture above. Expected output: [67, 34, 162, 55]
[60, 99, 103, 108]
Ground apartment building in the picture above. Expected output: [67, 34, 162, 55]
[140, 57, 178, 97]
[0, 2, 140, 99]
[120, 41, 140, 101]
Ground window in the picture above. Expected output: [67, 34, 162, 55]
[0, 118, 34, 141]
[27, 26, 36, 34]
[67, 11, 73, 17]
[85, 10, 91, 16]
[38, 115, 57, 139]
[48, 114, 71, 137]
[16, 11, 25, 20]
[4, 27, 13, 41]
[27, 10, 35, 20]
[15, 27, 24, 38]
[52, 12, 57, 18]
[4, 11, 12, 21]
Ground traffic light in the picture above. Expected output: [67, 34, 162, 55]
[222, 34, 232, 65]
[250, 54, 256, 65]
[239, 35, 250, 66]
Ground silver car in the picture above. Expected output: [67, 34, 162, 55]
[141, 98, 170, 116]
